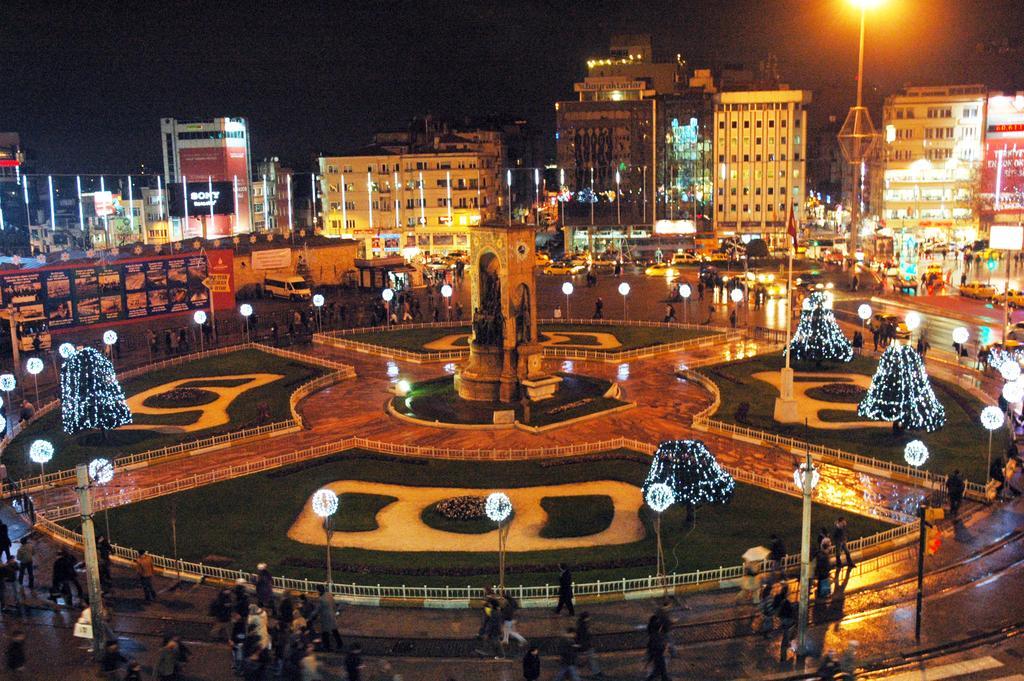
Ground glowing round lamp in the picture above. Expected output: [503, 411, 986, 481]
[0, 374, 16, 392]
[857, 304, 872, 321]
[730, 288, 744, 303]
[905, 311, 922, 331]
[102, 330, 118, 346]
[485, 492, 513, 523]
[29, 439, 53, 465]
[58, 343, 76, 359]
[193, 310, 207, 325]
[396, 379, 411, 396]
[25, 358, 44, 375]
[952, 327, 969, 345]
[618, 282, 631, 297]
[381, 289, 394, 303]
[1000, 361, 1022, 382]
[239, 303, 253, 317]
[313, 294, 325, 308]
[88, 458, 115, 485]
[311, 488, 339, 518]
[981, 405, 1005, 431]
[1004, 380, 1024, 404]
[440, 284, 453, 299]
[645, 482, 675, 513]
[793, 462, 821, 491]
[680, 283, 692, 299]
[903, 440, 929, 467]
[562, 282, 574, 296]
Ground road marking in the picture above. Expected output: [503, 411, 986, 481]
[881, 656, 1003, 680]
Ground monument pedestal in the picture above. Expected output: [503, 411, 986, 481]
[773, 367, 801, 423]
[521, 375, 563, 401]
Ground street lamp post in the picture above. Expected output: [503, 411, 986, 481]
[562, 281, 574, 320]
[29, 439, 53, 477]
[440, 284, 453, 322]
[240, 304, 253, 343]
[311, 488, 339, 584]
[857, 303, 872, 331]
[680, 283, 692, 324]
[75, 464, 107, 658]
[25, 357, 43, 406]
[618, 282, 631, 321]
[794, 453, 820, 656]
[645, 483, 675, 582]
[905, 311, 922, 347]
[485, 492, 513, 590]
[952, 326, 969, 365]
[382, 288, 395, 327]
[313, 294, 325, 333]
[981, 405, 1004, 482]
[730, 287, 744, 327]
[193, 310, 208, 353]
[88, 457, 115, 540]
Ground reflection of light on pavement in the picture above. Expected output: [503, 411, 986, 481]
[617, 363, 629, 381]
[443, 362, 456, 375]
[386, 361, 399, 379]
[676, 362, 688, 372]
[561, 360, 575, 373]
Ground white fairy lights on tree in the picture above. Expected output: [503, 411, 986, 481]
[643, 439, 735, 507]
[60, 346, 132, 435]
[786, 291, 853, 364]
[857, 343, 946, 432]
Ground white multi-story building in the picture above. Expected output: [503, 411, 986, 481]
[881, 84, 986, 242]
[712, 89, 811, 246]
[318, 136, 500, 257]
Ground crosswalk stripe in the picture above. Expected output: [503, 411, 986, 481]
[881, 656, 1003, 680]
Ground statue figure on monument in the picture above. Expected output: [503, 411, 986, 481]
[514, 284, 532, 344]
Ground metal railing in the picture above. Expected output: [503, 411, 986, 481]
[0, 343, 355, 498]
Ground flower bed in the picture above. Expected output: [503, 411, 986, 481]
[143, 387, 219, 409]
[804, 382, 867, 404]
[433, 495, 486, 521]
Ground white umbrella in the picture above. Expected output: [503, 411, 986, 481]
[742, 546, 771, 563]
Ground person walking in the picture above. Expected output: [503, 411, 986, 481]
[208, 588, 233, 641]
[663, 304, 676, 323]
[832, 517, 854, 573]
[576, 611, 602, 677]
[500, 592, 528, 652]
[134, 549, 157, 602]
[52, 549, 84, 607]
[255, 563, 274, 610]
[645, 615, 670, 681]
[311, 584, 342, 652]
[5, 630, 25, 673]
[16, 537, 33, 589]
[522, 645, 541, 681]
[554, 628, 581, 681]
[344, 644, 364, 681]
[776, 584, 797, 663]
[554, 563, 575, 615]
[946, 469, 966, 518]
[592, 298, 603, 320]
[0, 521, 12, 562]
[154, 637, 179, 681]
[96, 534, 112, 592]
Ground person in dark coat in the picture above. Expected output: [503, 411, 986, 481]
[255, 563, 274, 609]
[768, 534, 786, 573]
[554, 563, 575, 616]
[556, 628, 581, 681]
[0, 521, 11, 562]
[52, 550, 84, 607]
[522, 645, 541, 681]
[311, 584, 342, 652]
[946, 469, 966, 519]
[592, 298, 603, 320]
[645, 615, 670, 681]
[832, 517, 854, 573]
[344, 643, 363, 681]
[575, 611, 601, 676]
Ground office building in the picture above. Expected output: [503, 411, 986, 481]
[712, 89, 811, 246]
[160, 117, 253, 237]
[881, 84, 986, 243]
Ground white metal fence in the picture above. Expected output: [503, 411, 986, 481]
[0, 343, 355, 498]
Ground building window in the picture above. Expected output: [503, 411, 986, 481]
[718, 121, 725, 129]
[896, 110, 904, 120]
[718, 204, 724, 212]
[756, 120, 762, 128]
[756, 154, 762, 162]
[768, 120, 775, 128]
[743, 154, 749, 162]
[744, 120, 750, 128]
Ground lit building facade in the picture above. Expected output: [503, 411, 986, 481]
[712, 89, 811, 245]
[881, 84, 986, 242]
[981, 92, 1024, 233]
[318, 140, 499, 257]
[252, 157, 292, 234]
[160, 117, 253, 237]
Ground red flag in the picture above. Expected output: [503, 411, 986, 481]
[787, 205, 798, 252]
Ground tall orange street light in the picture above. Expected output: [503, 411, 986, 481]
[838, 0, 884, 256]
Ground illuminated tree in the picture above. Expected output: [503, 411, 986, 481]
[787, 291, 853, 365]
[644, 439, 735, 521]
[858, 343, 946, 433]
[61, 347, 132, 435]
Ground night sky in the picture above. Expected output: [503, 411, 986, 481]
[3, 0, 1023, 173]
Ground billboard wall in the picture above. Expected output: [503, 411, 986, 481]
[178, 146, 251, 236]
[0, 249, 234, 330]
[168, 181, 236, 216]
[983, 95, 1024, 214]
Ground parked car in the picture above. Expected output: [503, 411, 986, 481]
[644, 263, 678, 277]
[868, 313, 911, 339]
[543, 260, 586, 276]
[991, 289, 1024, 308]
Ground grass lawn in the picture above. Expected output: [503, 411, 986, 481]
[71, 450, 890, 587]
[345, 323, 716, 353]
[7, 349, 329, 480]
[705, 353, 1001, 482]
[539, 495, 614, 538]
[392, 373, 629, 427]
[333, 494, 397, 532]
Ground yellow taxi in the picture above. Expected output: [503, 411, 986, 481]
[992, 289, 1024, 308]
[959, 282, 998, 299]
[644, 263, 678, 277]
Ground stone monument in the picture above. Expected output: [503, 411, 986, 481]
[454, 222, 562, 402]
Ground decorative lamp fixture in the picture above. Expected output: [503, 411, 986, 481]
[645, 482, 675, 513]
[903, 440, 929, 467]
[311, 488, 339, 518]
[484, 492, 513, 523]
[793, 462, 821, 491]
[88, 458, 115, 485]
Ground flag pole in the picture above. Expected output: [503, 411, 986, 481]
[774, 204, 800, 423]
